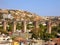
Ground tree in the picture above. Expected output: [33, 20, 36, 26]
[39, 24, 57, 41]
[27, 23, 34, 29]
[0, 29, 8, 34]
[16, 22, 22, 30]
[31, 24, 46, 39]
[7, 22, 13, 31]
[52, 23, 60, 37]
[31, 28, 40, 39]
[0, 13, 3, 19]
[31, 24, 56, 41]
[57, 24, 60, 33]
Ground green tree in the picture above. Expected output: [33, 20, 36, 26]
[31, 24, 56, 41]
[7, 22, 13, 31]
[27, 23, 34, 29]
[57, 24, 60, 33]
[16, 22, 22, 30]
[39, 24, 57, 41]
[0, 13, 3, 19]
[51, 23, 60, 38]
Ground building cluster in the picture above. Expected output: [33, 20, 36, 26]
[0, 9, 60, 45]
[0, 9, 60, 35]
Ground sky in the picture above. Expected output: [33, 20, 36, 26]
[0, 0, 60, 16]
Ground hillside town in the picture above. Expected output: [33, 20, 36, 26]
[0, 9, 60, 45]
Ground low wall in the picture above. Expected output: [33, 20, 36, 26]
[0, 43, 11, 45]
